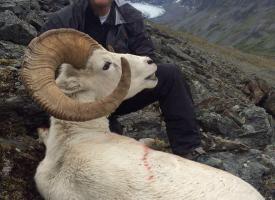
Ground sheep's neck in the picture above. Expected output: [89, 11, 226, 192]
[43, 117, 111, 170]
[51, 117, 110, 136]
[46, 117, 110, 154]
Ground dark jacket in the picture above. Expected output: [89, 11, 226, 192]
[40, 0, 155, 59]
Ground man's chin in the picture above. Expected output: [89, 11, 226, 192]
[95, 4, 110, 8]
[92, 0, 112, 8]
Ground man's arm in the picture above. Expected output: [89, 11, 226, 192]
[40, 14, 65, 34]
[126, 20, 156, 60]
[40, 5, 78, 34]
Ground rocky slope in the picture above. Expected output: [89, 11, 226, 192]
[133, 0, 275, 58]
[0, 0, 275, 199]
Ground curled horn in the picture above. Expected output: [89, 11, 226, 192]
[21, 28, 131, 121]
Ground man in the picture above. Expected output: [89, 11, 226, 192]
[41, 0, 202, 158]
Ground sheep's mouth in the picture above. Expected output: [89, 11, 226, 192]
[145, 73, 157, 81]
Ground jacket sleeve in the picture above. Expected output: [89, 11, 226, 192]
[126, 20, 156, 60]
[39, 4, 77, 35]
[40, 14, 65, 34]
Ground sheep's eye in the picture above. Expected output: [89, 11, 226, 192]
[147, 59, 154, 65]
[103, 62, 111, 71]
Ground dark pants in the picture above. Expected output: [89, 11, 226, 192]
[110, 63, 201, 155]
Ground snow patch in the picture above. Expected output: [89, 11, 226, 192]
[129, 2, 166, 19]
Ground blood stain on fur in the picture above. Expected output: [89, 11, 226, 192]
[142, 146, 155, 181]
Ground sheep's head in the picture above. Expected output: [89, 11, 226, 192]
[21, 29, 158, 122]
[56, 48, 157, 102]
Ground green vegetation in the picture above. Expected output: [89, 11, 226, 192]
[235, 25, 275, 58]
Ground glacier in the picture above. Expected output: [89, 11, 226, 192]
[129, 2, 166, 18]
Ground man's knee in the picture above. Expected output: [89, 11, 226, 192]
[155, 64, 181, 89]
[157, 63, 189, 88]
[156, 63, 193, 101]
[156, 63, 181, 80]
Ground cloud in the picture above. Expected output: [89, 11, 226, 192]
[129, 2, 166, 19]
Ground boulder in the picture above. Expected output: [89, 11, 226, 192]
[197, 105, 274, 148]
[197, 150, 272, 192]
[0, 40, 25, 68]
[242, 77, 271, 105]
[25, 11, 45, 30]
[0, 10, 37, 45]
[264, 90, 275, 117]
[38, 0, 71, 12]
[0, 136, 44, 200]
[0, 67, 49, 138]
[0, 0, 31, 18]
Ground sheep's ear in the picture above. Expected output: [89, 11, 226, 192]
[57, 76, 81, 95]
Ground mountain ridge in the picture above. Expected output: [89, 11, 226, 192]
[132, 0, 275, 58]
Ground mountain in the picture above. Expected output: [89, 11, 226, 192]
[132, 0, 275, 58]
[0, 0, 274, 199]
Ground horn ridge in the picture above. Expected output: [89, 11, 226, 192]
[21, 29, 131, 121]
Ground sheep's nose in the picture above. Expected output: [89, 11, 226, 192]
[147, 59, 154, 65]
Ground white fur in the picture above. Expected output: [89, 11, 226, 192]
[35, 49, 264, 200]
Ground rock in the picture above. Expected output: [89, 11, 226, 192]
[0, 40, 25, 68]
[239, 106, 274, 147]
[118, 109, 166, 141]
[264, 90, 275, 117]
[0, 136, 44, 200]
[242, 77, 271, 105]
[38, 0, 71, 12]
[0, 0, 31, 18]
[197, 105, 274, 148]
[263, 145, 275, 199]
[264, 145, 275, 171]
[0, 67, 18, 95]
[0, 67, 49, 138]
[197, 155, 224, 169]
[162, 43, 203, 68]
[201, 132, 249, 152]
[197, 150, 271, 192]
[26, 11, 45, 30]
[197, 110, 243, 138]
[264, 176, 275, 200]
[0, 40, 25, 60]
[190, 81, 213, 103]
[139, 138, 171, 152]
[0, 10, 37, 45]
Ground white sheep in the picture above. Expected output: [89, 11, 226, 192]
[21, 28, 264, 200]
